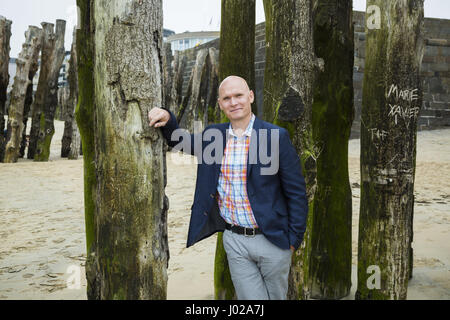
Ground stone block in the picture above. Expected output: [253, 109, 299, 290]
[422, 55, 436, 63]
[431, 62, 449, 72]
[418, 117, 430, 127]
[430, 116, 450, 127]
[419, 109, 438, 117]
[430, 101, 449, 110]
[429, 77, 446, 93]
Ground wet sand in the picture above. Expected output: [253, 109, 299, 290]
[0, 120, 448, 299]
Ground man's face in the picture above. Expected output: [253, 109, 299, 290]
[218, 77, 254, 123]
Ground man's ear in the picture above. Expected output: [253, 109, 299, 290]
[249, 90, 255, 103]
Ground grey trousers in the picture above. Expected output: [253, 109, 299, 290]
[222, 229, 292, 300]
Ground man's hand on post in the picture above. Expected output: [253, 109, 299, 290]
[148, 107, 170, 128]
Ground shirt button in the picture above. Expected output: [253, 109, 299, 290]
[210, 194, 215, 198]
[204, 212, 208, 216]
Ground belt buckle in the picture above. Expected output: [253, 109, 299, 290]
[244, 227, 256, 238]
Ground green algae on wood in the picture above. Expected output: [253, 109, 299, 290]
[91, 0, 169, 300]
[263, 0, 319, 300]
[307, 0, 354, 299]
[75, 0, 98, 300]
[356, 0, 424, 300]
[214, 0, 256, 300]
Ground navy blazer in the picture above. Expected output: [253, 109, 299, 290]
[161, 110, 308, 250]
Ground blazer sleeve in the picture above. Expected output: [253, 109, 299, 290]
[160, 108, 198, 157]
[278, 128, 309, 250]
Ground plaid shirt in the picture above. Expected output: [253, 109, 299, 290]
[217, 114, 259, 228]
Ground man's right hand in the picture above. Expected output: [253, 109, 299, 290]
[148, 107, 170, 128]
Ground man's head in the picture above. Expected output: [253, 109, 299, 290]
[218, 76, 254, 124]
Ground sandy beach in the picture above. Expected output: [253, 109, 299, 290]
[0, 120, 449, 300]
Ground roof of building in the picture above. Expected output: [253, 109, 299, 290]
[167, 31, 220, 42]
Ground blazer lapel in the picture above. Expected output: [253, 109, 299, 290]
[213, 122, 228, 181]
[247, 116, 261, 179]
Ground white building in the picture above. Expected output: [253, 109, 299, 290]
[166, 31, 220, 54]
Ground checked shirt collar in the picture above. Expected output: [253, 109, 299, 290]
[227, 113, 256, 139]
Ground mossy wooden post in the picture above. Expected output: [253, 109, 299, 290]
[4, 26, 42, 163]
[218, 0, 256, 119]
[0, 17, 12, 162]
[93, 0, 168, 299]
[62, 28, 80, 159]
[179, 48, 208, 132]
[203, 48, 220, 126]
[356, 0, 424, 300]
[34, 19, 66, 161]
[306, 0, 354, 299]
[263, 0, 323, 300]
[214, 0, 256, 300]
[28, 20, 65, 160]
[75, 0, 98, 300]
[61, 86, 72, 157]
[67, 28, 80, 160]
[168, 52, 186, 116]
[18, 83, 34, 158]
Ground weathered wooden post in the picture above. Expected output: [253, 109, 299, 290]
[263, 0, 323, 300]
[356, 0, 424, 300]
[202, 48, 220, 127]
[34, 19, 66, 161]
[214, 0, 256, 300]
[18, 83, 34, 158]
[75, 0, 98, 300]
[93, 0, 169, 299]
[218, 0, 256, 119]
[179, 48, 208, 132]
[163, 42, 174, 115]
[0, 16, 12, 162]
[178, 48, 219, 131]
[62, 28, 80, 159]
[60, 86, 71, 157]
[167, 51, 186, 116]
[306, 0, 354, 299]
[4, 26, 42, 163]
[28, 20, 66, 160]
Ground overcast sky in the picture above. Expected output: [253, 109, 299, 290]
[2, 0, 450, 58]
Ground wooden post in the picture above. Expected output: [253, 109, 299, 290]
[67, 29, 80, 160]
[60, 86, 71, 157]
[62, 28, 80, 159]
[203, 48, 220, 127]
[28, 20, 66, 160]
[263, 0, 323, 300]
[18, 83, 34, 158]
[214, 0, 256, 300]
[168, 51, 186, 117]
[162, 42, 174, 115]
[218, 0, 256, 117]
[75, 0, 98, 300]
[356, 0, 424, 300]
[179, 48, 208, 132]
[4, 26, 42, 163]
[33, 19, 66, 161]
[0, 17, 12, 162]
[306, 0, 354, 299]
[93, 0, 168, 299]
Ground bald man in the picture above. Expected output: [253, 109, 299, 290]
[148, 76, 308, 300]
